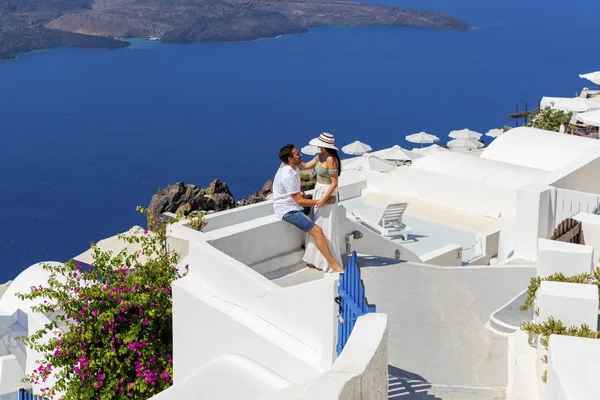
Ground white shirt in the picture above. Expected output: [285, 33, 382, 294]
[272, 164, 303, 219]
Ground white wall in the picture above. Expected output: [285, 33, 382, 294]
[0, 356, 24, 396]
[514, 185, 554, 261]
[256, 313, 389, 400]
[547, 335, 600, 400]
[420, 245, 462, 266]
[203, 215, 306, 277]
[338, 178, 368, 202]
[548, 151, 600, 194]
[339, 218, 421, 263]
[0, 263, 65, 397]
[573, 212, 600, 267]
[497, 224, 516, 262]
[203, 201, 275, 232]
[554, 188, 600, 224]
[171, 276, 323, 387]
[536, 281, 598, 328]
[151, 354, 293, 400]
[534, 281, 599, 400]
[506, 329, 537, 400]
[537, 239, 593, 277]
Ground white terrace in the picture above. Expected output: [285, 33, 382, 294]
[2, 127, 600, 399]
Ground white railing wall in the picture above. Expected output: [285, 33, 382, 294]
[554, 188, 600, 226]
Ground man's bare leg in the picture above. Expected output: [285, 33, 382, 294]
[308, 225, 344, 272]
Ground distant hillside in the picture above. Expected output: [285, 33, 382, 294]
[0, 0, 470, 60]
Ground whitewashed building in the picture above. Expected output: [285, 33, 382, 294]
[2, 127, 600, 399]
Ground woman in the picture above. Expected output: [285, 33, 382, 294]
[300, 132, 343, 272]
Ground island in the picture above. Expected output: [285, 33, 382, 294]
[0, 0, 470, 60]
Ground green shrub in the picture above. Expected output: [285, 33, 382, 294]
[526, 108, 572, 132]
[521, 317, 599, 383]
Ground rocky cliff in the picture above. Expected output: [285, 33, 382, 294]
[0, 0, 469, 60]
[147, 178, 273, 228]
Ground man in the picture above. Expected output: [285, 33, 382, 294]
[273, 144, 344, 273]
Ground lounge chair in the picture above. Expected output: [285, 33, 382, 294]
[352, 203, 412, 240]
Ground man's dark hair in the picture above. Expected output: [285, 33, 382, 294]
[279, 144, 295, 164]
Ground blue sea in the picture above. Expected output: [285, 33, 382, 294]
[0, 0, 598, 280]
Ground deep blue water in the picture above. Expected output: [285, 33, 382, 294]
[1, 0, 599, 280]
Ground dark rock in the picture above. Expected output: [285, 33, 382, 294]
[147, 180, 236, 228]
[236, 180, 273, 207]
[205, 179, 233, 196]
[260, 180, 273, 194]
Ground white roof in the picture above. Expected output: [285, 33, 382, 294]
[0, 262, 65, 315]
[411, 151, 546, 190]
[480, 127, 600, 171]
[365, 152, 547, 220]
[540, 96, 566, 109]
[577, 110, 600, 127]
[552, 97, 600, 112]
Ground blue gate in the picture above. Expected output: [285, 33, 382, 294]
[18, 389, 49, 400]
[336, 252, 376, 356]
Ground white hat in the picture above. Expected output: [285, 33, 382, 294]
[309, 132, 338, 150]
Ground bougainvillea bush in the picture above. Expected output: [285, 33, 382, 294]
[17, 208, 184, 399]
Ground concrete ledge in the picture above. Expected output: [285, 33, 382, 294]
[202, 201, 275, 232]
[205, 215, 305, 275]
[547, 335, 600, 400]
[506, 329, 537, 400]
[259, 313, 389, 400]
[537, 238, 593, 277]
[489, 290, 533, 334]
[150, 354, 292, 399]
[332, 313, 389, 400]
[420, 244, 462, 266]
[537, 281, 599, 329]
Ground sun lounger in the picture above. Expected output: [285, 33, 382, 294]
[352, 203, 412, 240]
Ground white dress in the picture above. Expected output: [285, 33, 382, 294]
[303, 181, 343, 272]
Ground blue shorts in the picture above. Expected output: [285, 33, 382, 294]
[282, 210, 315, 232]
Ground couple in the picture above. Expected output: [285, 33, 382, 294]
[272, 133, 344, 273]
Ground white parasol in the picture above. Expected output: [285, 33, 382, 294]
[371, 145, 422, 161]
[301, 145, 319, 155]
[343, 153, 397, 172]
[485, 128, 504, 138]
[341, 140, 373, 155]
[447, 138, 483, 150]
[579, 71, 600, 86]
[405, 132, 440, 147]
[449, 129, 482, 140]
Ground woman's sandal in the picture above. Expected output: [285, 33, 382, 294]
[306, 263, 317, 269]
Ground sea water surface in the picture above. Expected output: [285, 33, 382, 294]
[1, 0, 599, 280]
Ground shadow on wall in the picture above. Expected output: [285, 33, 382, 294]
[340, 254, 405, 268]
[388, 365, 440, 400]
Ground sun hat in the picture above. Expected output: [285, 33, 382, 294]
[308, 132, 338, 150]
